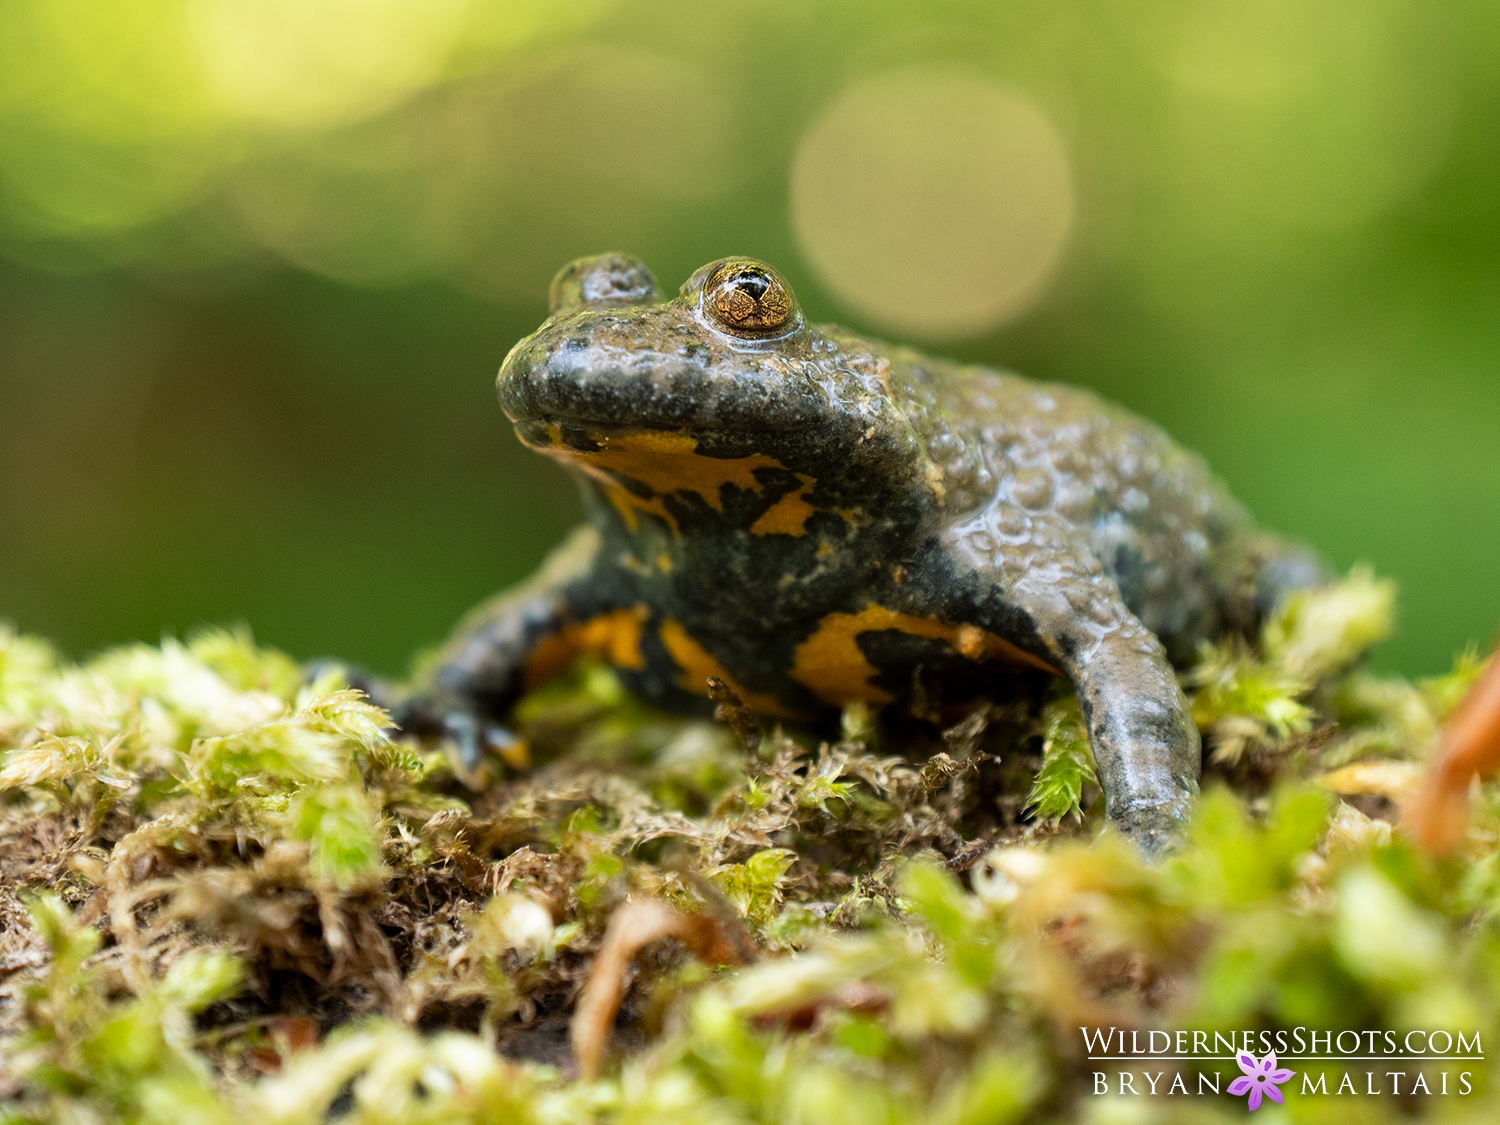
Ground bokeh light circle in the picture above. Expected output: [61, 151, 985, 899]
[789, 69, 1074, 340]
[189, 0, 468, 130]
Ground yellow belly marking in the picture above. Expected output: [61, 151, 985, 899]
[790, 604, 1058, 706]
[521, 605, 647, 691]
[524, 427, 816, 536]
[749, 473, 816, 537]
[658, 618, 795, 717]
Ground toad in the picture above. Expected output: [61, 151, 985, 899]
[405, 254, 1323, 853]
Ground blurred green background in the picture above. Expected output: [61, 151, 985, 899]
[1, 0, 1496, 678]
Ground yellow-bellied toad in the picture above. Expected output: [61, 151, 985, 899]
[405, 254, 1324, 854]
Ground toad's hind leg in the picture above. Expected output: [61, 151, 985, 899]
[1250, 533, 1329, 617]
[940, 506, 1200, 855]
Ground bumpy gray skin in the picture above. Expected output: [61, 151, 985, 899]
[410, 254, 1323, 856]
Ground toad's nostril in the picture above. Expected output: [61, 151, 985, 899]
[549, 253, 658, 315]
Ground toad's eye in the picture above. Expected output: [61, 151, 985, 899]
[704, 260, 796, 335]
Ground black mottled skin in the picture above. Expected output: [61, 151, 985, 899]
[411, 254, 1323, 854]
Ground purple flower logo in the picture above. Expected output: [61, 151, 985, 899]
[1228, 1050, 1295, 1111]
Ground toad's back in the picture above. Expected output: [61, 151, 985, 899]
[880, 339, 1267, 662]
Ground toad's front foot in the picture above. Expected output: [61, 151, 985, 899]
[304, 661, 518, 777]
[1088, 700, 1199, 857]
[942, 513, 1201, 857]
[1072, 627, 1200, 857]
[393, 692, 522, 777]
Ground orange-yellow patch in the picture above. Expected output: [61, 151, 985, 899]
[600, 485, 678, 533]
[522, 427, 816, 536]
[749, 473, 816, 537]
[521, 606, 648, 691]
[790, 604, 1058, 706]
[657, 618, 795, 717]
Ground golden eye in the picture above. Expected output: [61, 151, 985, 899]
[704, 260, 796, 335]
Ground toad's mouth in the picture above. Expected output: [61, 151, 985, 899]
[498, 394, 814, 436]
[516, 424, 818, 537]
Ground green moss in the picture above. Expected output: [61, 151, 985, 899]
[1022, 695, 1096, 823]
[1, 573, 1497, 1123]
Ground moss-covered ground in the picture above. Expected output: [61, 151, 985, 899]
[2, 571, 1497, 1124]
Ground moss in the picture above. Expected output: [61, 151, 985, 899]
[1, 571, 1497, 1123]
[1023, 694, 1096, 824]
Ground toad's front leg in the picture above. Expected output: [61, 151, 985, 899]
[936, 504, 1201, 855]
[401, 525, 641, 770]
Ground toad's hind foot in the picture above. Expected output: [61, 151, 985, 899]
[1251, 535, 1329, 617]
